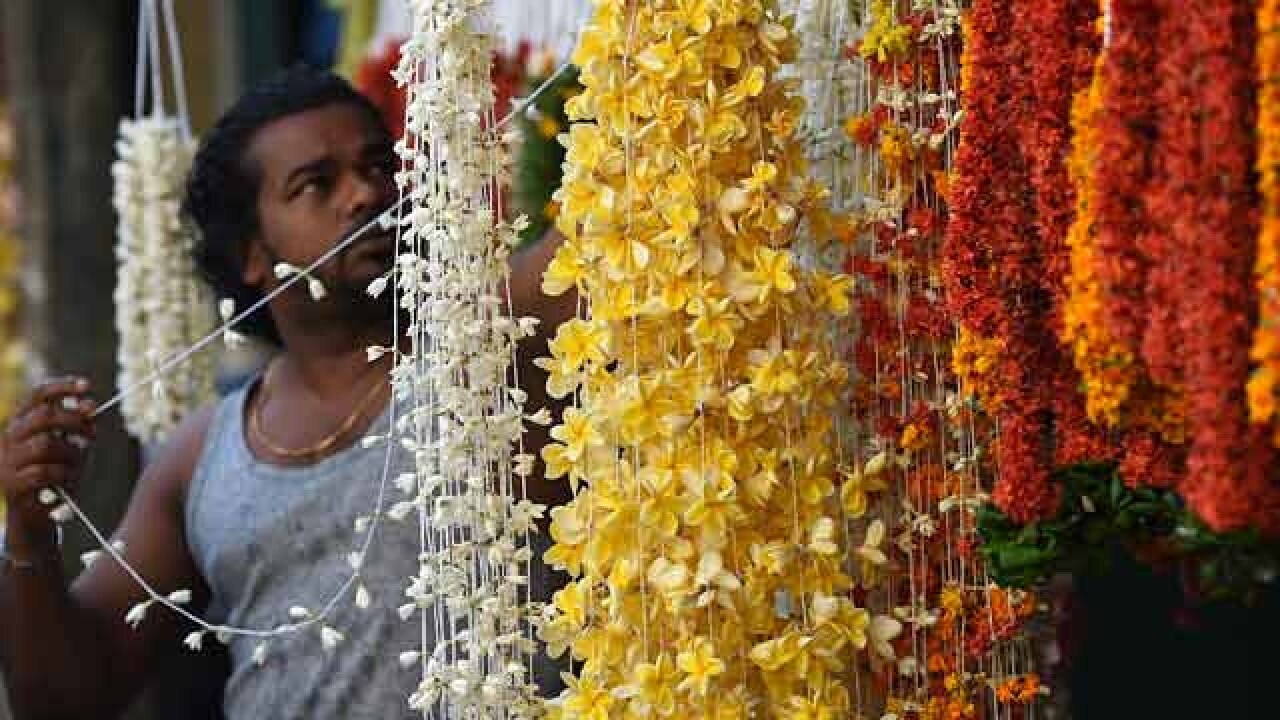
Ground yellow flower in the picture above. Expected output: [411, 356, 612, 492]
[543, 239, 585, 296]
[677, 637, 725, 696]
[840, 468, 887, 519]
[855, 520, 888, 581]
[750, 247, 797, 302]
[617, 654, 680, 716]
[561, 673, 615, 720]
[807, 516, 840, 556]
[686, 295, 743, 350]
[549, 318, 611, 371]
[748, 632, 809, 673]
[552, 407, 604, 461]
[546, 503, 588, 574]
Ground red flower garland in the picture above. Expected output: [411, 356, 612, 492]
[1021, 0, 1113, 468]
[946, 0, 1057, 523]
[1092, 0, 1161, 367]
[1178, 0, 1278, 532]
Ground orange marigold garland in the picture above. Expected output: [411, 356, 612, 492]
[1249, 0, 1280, 437]
[1062, 2, 1187, 491]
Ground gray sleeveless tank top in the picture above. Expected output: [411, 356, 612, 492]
[185, 380, 563, 719]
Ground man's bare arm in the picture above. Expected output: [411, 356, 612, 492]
[0, 386, 213, 719]
[509, 230, 579, 509]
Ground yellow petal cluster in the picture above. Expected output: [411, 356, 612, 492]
[539, 1, 859, 717]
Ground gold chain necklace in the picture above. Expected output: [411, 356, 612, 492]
[249, 362, 387, 461]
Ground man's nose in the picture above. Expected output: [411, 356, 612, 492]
[343, 172, 387, 221]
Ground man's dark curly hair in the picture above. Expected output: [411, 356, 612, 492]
[184, 65, 389, 345]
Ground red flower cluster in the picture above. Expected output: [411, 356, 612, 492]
[945, 0, 1116, 522]
[1022, 0, 1113, 468]
[1175, 1, 1280, 532]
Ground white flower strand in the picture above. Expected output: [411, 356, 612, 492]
[112, 116, 216, 445]
[392, 1, 544, 716]
[114, 0, 207, 445]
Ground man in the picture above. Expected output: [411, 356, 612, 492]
[0, 68, 573, 718]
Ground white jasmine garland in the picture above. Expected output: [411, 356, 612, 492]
[391, 1, 544, 716]
[112, 116, 216, 444]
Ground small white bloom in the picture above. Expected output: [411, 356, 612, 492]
[387, 501, 416, 521]
[397, 603, 417, 621]
[252, 643, 269, 666]
[320, 625, 343, 651]
[80, 550, 102, 568]
[218, 298, 236, 322]
[48, 504, 73, 524]
[355, 584, 371, 610]
[366, 275, 389, 298]
[288, 606, 311, 620]
[399, 650, 421, 668]
[353, 515, 371, 533]
[167, 589, 192, 605]
[361, 434, 384, 448]
[125, 600, 152, 629]
[394, 472, 417, 494]
[223, 329, 246, 348]
[37, 488, 59, 506]
[183, 630, 206, 651]
[307, 277, 327, 301]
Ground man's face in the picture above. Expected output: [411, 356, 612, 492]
[242, 103, 397, 301]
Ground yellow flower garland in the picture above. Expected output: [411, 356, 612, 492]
[539, 1, 858, 717]
[1061, 52, 1136, 428]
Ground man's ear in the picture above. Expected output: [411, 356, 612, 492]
[242, 236, 269, 288]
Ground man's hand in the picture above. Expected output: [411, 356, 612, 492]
[1, 377, 96, 558]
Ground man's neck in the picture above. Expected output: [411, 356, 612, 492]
[273, 319, 393, 399]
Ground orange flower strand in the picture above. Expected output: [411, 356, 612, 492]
[1249, 0, 1280, 436]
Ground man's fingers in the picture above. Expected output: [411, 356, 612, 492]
[12, 433, 84, 468]
[15, 464, 74, 493]
[8, 404, 96, 443]
[22, 377, 91, 412]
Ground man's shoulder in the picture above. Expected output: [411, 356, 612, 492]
[141, 402, 221, 500]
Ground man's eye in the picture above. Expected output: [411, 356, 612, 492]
[297, 176, 329, 197]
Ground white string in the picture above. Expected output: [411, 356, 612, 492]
[133, 0, 148, 119]
[145, 0, 165, 119]
[161, 0, 192, 141]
